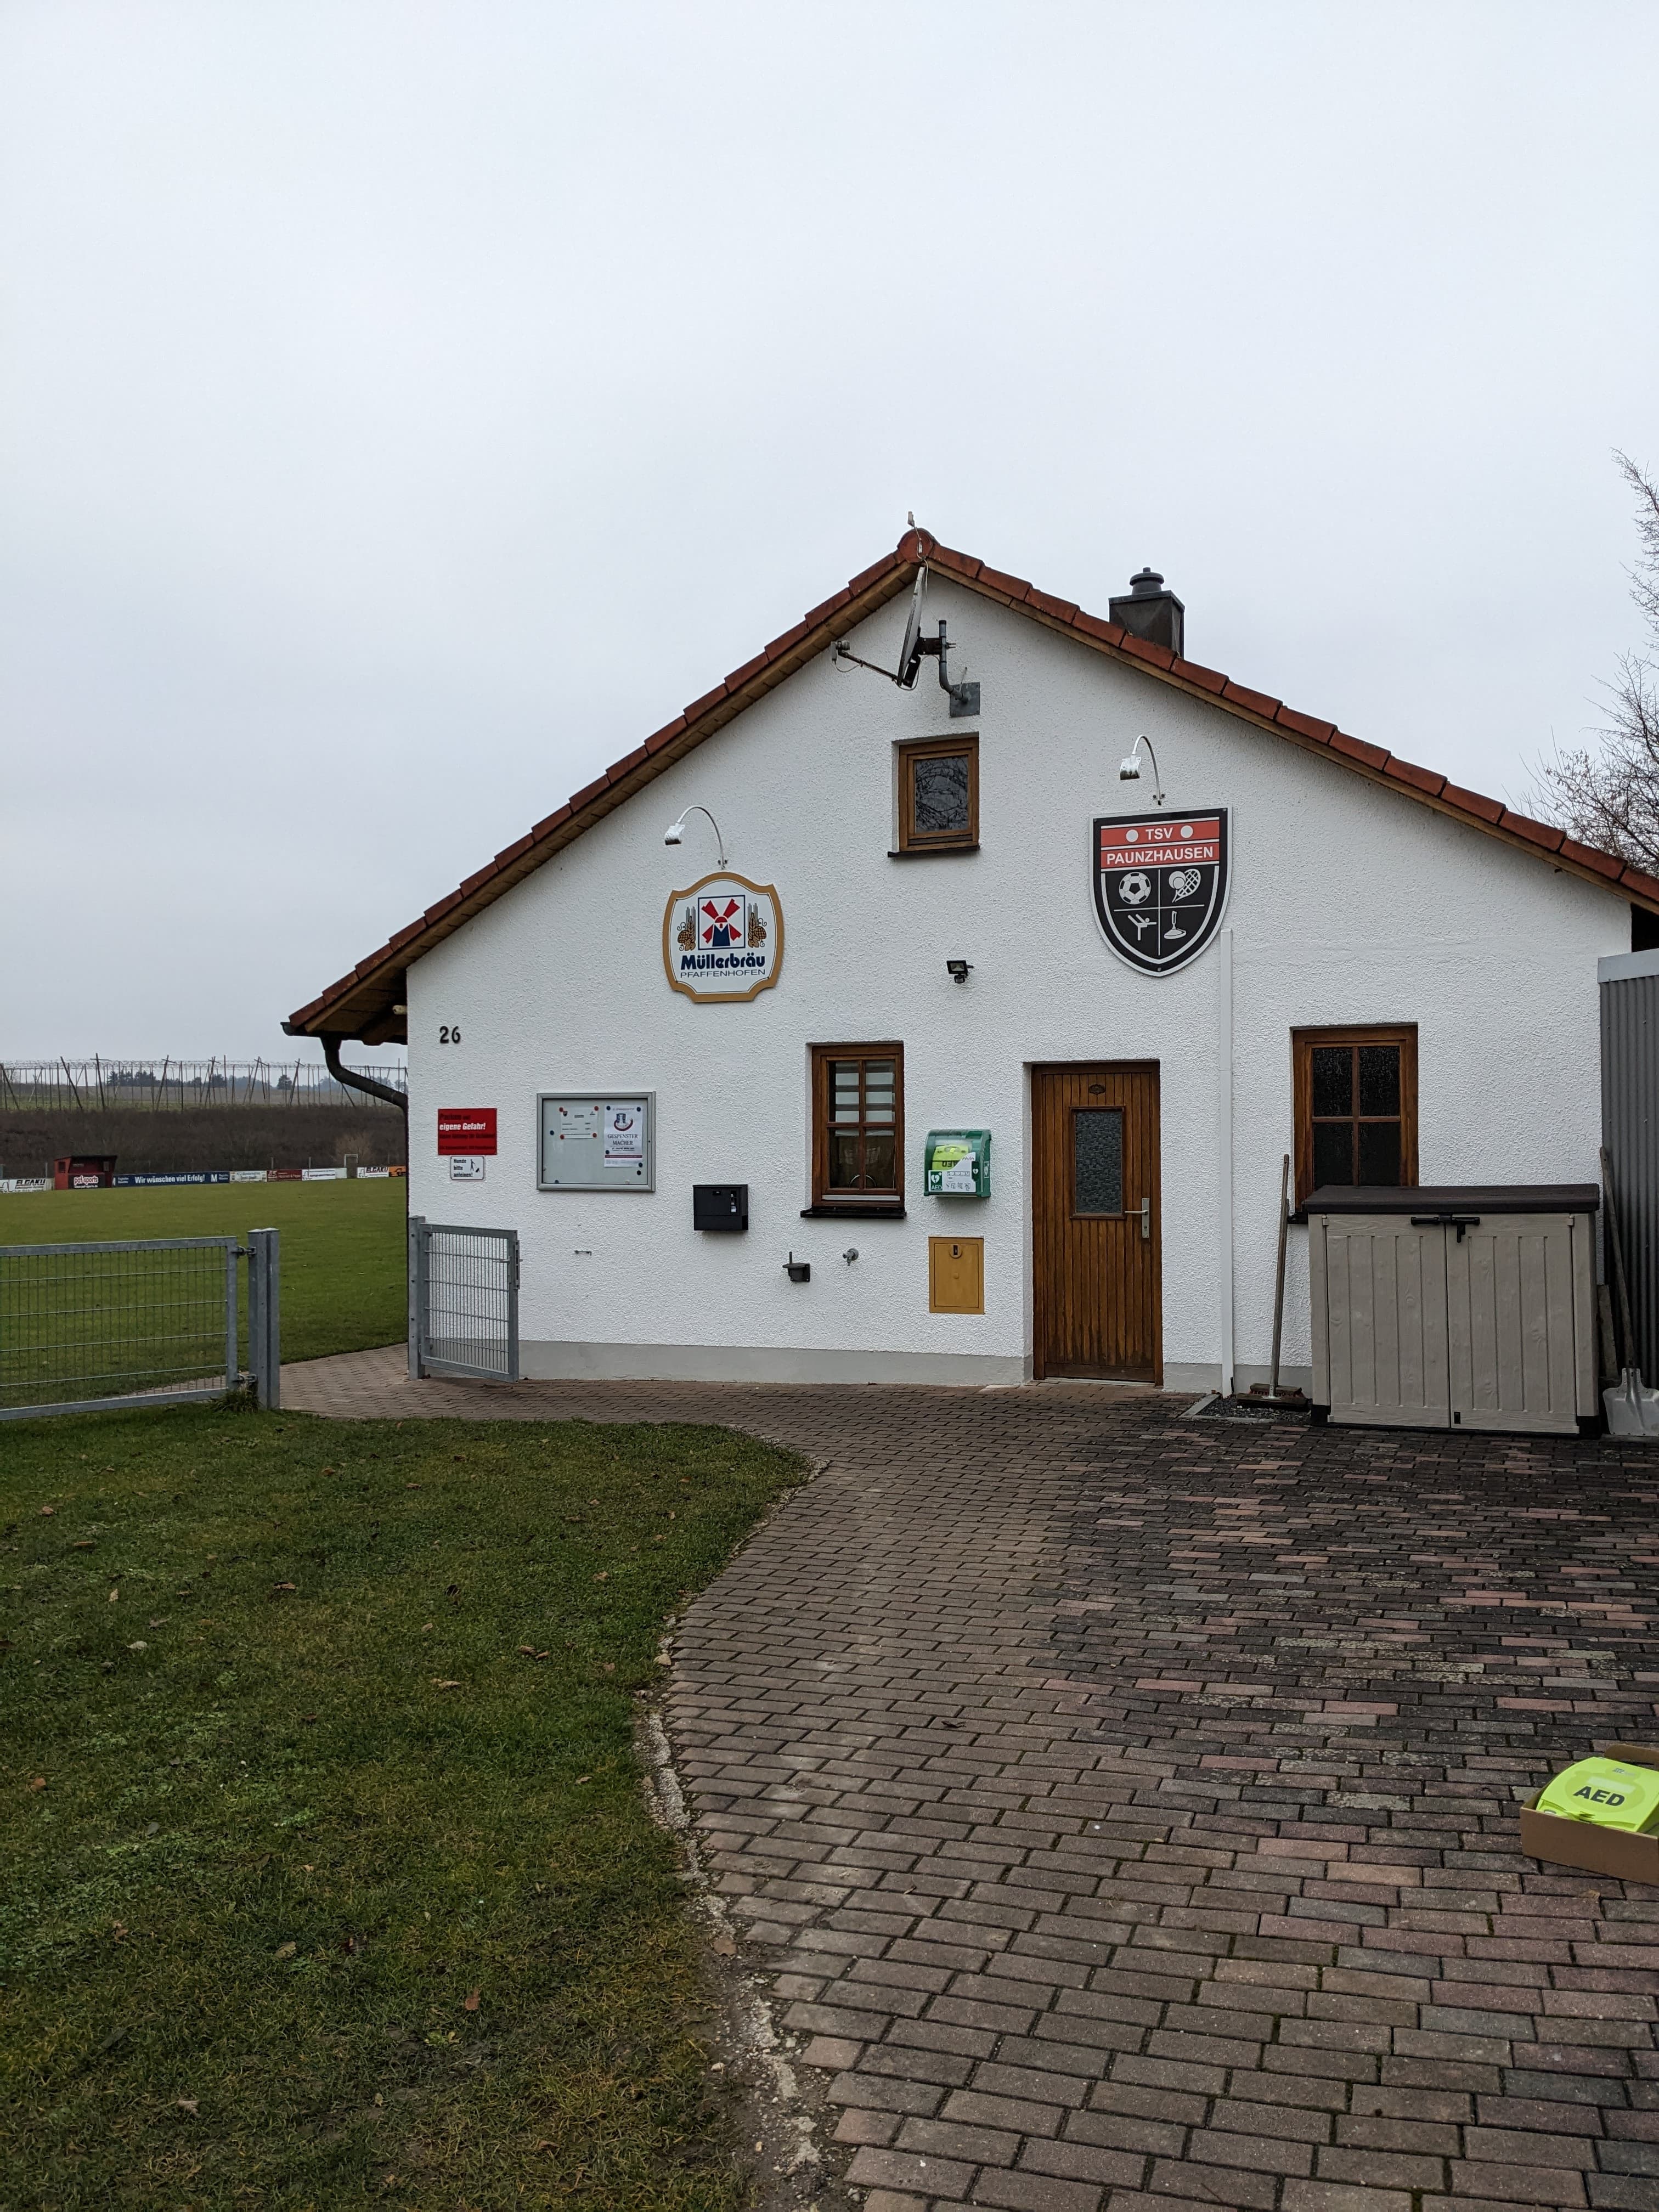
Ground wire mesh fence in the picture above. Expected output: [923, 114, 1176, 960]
[0, 1058, 407, 1113]
[409, 1219, 519, 1381]
[0, 1234, 280, 1419]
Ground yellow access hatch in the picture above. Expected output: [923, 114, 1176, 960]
[929, 1235, 984, 1314]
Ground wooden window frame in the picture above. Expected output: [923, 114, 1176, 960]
[804, 1043, 905, 1216]
[893, 734, 979, 855]
[1292, 1024, 1418, 1211]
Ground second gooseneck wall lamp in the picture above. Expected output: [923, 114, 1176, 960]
[1118, 733, 1166, 808]
[663, 805, 729, 868]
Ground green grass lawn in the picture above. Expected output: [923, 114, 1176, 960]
[0, 1180, 407, 1366]
[1, 1403, 804, 2210]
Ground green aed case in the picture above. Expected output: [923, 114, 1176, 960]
[1536, 1756, 1659, 1833]
[924, 1130, 991, 1198]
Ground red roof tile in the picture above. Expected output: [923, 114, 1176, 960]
[1440, 781, 1504, 825]
[974, 563, 1032, 601]
[1073, 610, 1128, 648]
[1560, 837, 1626, 882]
[1383, 757, 1446, 797]
[1274, 705, 1336, 744]
[1328, 730, 1390, 770]
[1220, 676, 1279, 715]
[287, 524, 1649, 1040]
[1499, 807, 1566, 853]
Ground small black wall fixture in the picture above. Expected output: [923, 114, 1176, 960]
[693, 1184, 748, 1232]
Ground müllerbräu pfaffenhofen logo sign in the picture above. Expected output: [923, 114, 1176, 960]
[662, 873, 785, 1003]
[1093, 810, 1231, 975]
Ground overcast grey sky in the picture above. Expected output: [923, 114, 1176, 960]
[4, 2, 1657, 1060]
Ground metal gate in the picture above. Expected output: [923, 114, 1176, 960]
[408, 1217, 520, 1381]
[0, 1229, 281, 1421]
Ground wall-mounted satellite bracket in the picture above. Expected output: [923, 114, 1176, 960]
[833, 566, 981, 718]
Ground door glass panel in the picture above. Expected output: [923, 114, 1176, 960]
[1358, 1121, 1401, 1184]
[1074, 1108, 1123, 1215]
[1313, 1121, 1355, 1187]
[912, 752, 970, 836]
[1358, 1045, 1400, 1115]
[1312, 1047, 1352, 1116]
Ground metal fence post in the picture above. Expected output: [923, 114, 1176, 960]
[224, 1240, 240, 1395]
[247, 1227, 280, 1409]
[408, 1215, 426, 1379]
[506, 1228, 521, 1382]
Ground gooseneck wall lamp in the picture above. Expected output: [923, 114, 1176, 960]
[1118, 733, 1166, 808]
[662, 805, 729, 868]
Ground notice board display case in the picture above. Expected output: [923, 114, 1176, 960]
[1306, 1185, 1599, 1436]
[538, 1094, 655, 1192]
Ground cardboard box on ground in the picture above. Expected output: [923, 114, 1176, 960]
[1521, 1743, 1659, 1880]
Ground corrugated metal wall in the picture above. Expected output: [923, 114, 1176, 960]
[1601, 964, 1659, 1381]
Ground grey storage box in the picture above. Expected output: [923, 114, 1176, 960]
[1306, 1186, 1599, 1436]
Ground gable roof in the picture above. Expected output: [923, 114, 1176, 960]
[286, 525, 1659, 1044]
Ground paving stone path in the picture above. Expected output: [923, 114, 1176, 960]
[288, 1349, 1659, 2211]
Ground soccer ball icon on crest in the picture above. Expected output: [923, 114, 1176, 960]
[1119, 872, 1153, 907]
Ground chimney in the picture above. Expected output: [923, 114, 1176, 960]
[1108, 567, 1184, 658]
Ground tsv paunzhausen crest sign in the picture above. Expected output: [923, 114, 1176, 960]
[662, 872, 784, 1003]
[1093, 810, 1229, 975]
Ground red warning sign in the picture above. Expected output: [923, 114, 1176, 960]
[437, 1108, 497, 1156]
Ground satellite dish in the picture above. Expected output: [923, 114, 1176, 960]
[830, 553, 975, 715]
[896, 565, 928, 690]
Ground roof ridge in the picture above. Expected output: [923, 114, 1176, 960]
[286, 527, 1655, 1041]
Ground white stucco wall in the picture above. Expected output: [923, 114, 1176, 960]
[405, 577, 1627, 1386]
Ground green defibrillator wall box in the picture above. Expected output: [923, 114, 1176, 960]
[924, 1130, 991, 1198]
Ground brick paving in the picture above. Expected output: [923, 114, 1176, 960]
[287, 1348, 1659, 2210]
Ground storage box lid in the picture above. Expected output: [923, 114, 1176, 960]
[1303, 1183, 1599, 1215]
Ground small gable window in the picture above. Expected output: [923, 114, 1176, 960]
[894, 735, 978, 854]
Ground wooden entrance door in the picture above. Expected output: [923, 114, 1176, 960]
[1031, 1062, 1161, 1381]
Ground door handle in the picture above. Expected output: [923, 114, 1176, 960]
[1139, 1197, 1151, 1241]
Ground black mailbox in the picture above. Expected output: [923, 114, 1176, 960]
[693, 1183, 748, 1232]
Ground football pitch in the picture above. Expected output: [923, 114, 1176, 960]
[0, 1177, 407, 1367]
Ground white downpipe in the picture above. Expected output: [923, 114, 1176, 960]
[1217, 928, 1235, 1397]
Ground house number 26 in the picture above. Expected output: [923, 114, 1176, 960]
[438, 1025, 461, 1043]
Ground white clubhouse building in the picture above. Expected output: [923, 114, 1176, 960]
[288, 527, 1657, 1392]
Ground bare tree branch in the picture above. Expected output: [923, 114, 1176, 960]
[1535, 453, 1659, 868]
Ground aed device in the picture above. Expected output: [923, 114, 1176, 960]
[693, 1184, 748, 1232]
[1535, 1756, 1659, 1833]
[924, 1129, 991, 1198]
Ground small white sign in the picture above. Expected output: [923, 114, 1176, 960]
[449, 1155, 486, 1182]
[603, 1103, 646, 1164]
